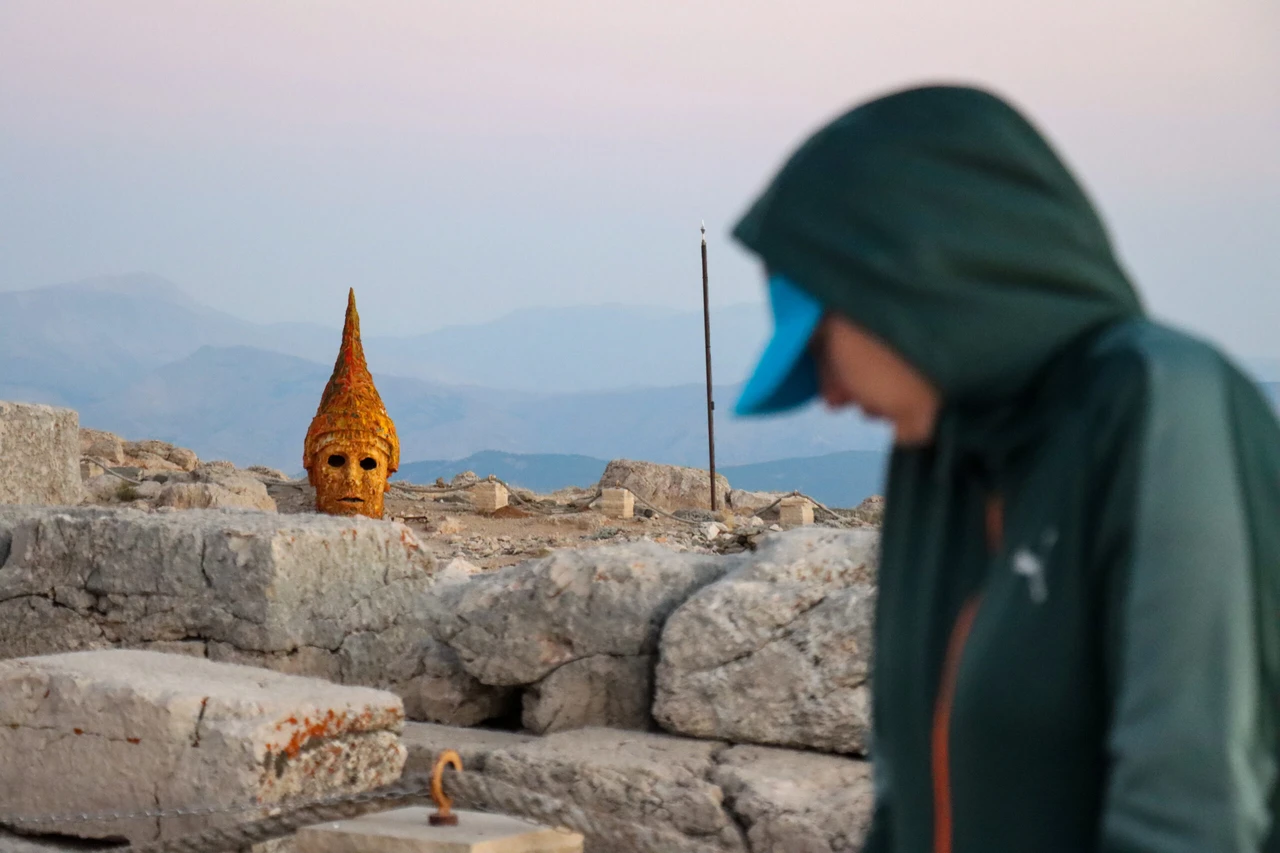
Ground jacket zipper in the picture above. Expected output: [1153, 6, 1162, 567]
[931, 595, 982, 853]
[932, 494, 1001, 853]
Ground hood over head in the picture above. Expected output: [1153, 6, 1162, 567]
[733, 84, 1144, 408]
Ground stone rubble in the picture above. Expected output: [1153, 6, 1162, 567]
[0, 408, 892, 852]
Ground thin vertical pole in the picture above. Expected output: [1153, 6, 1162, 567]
[701, 222, 717, 511]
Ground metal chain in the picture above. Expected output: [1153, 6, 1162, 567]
[1, 785, 403, 828]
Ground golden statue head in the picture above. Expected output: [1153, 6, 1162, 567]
[304, 289, 399, 518]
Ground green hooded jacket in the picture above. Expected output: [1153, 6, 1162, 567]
[732, 85, 1280, 852]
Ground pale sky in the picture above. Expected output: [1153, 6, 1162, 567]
[1, 1, 1277, 359]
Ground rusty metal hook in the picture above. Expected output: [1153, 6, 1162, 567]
[429, 749, 463, 826]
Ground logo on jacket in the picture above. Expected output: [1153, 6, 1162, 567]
[1012, 528, 1057, 604]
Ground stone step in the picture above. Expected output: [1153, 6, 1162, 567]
[0, 649, 407, 845]
[401, 722, 873, 853]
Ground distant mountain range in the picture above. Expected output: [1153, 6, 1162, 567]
[0, 272, 771, 400]
[0, 274, 887, 472]
[2, 273, 1275, 490]
[395, 449, 889, 508]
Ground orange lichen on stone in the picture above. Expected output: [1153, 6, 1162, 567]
[303, 289, 400, 519]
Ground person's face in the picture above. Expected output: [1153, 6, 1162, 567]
[810, 313, 941, 447]
[309, 438, 391, 518]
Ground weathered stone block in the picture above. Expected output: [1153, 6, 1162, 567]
[436, 541, 729, 687]
[0, 401, 82, 506]
[598, 459, 729, 512]
[0, 507, 448, 716]
[0, 650, 406, 844]
[599, 487, 634, 519]
[777, 497, 813, 528]
[521, 654, 654, 734]
[482, 728, 746, 851]
[712, 745, 875, 853]
[655, 528, 878, 754]
[399, 723, 876, 853]
[470, 481, 508, 513]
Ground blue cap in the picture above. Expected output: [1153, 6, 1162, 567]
[735, 274, 824, 416]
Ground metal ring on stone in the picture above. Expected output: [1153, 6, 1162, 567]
[429, 750, 463, 826]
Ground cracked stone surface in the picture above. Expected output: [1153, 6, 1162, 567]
[521, 654, 655, 734]
[399, 723, 875, 853]
[654, 528, 878, 755]
[713, 745, 875, 853]
[0, 401, 82, 507]
[482, 728, 747, 851]
[0, 507, 486, 722]
[0, 650, 406, 845]
[436, 541, 730, 687]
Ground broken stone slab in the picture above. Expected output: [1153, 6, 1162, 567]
[713, 745, 875, 853]
[0, 649, 406, 845]
[0, 508, 450, 717]
[0, 401, 82, 507]
[155, 480, 277, 512]
[481, 729, 746, 851]
[598, 459, 729, 513]
[521, 654, 654, 735]
[436, 541, 730, 687]
[654, 528, 878, 755]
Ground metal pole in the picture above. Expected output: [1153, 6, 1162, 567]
[701, 222, 717, 512]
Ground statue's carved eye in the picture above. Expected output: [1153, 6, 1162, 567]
[360, 457, 377, 471]
[328, 454, 346, 468]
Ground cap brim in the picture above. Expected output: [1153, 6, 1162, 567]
[734, 276, 823, 416]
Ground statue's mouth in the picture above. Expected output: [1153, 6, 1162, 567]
[339, 497, 365, 504]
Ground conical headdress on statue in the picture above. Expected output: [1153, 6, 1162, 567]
[303, 289, 400, 473]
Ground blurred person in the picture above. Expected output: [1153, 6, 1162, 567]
[733, 84, 1280, 852]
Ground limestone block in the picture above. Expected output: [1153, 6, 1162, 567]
[711, 745, 875, 853]
[0, 649, 406, 844]
[399, 722, 876, 853]
[470, 481, 508, 513]
[155, 480, 277, 512]
[436, 541, 729, 687]
[598, 459, 729, 512]
[0, 401, 82, 506]
[296, 807, 583, 853]
[521, 654, 653, 734]
[0, 508, 445, 715]
[481, 728, 746, 851]
[777, 497, 813, 528]
[655, 528, 879, 754]
[599, 487, 634, 519]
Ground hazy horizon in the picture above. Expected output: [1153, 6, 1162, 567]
[2, 1, 1277, 362]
